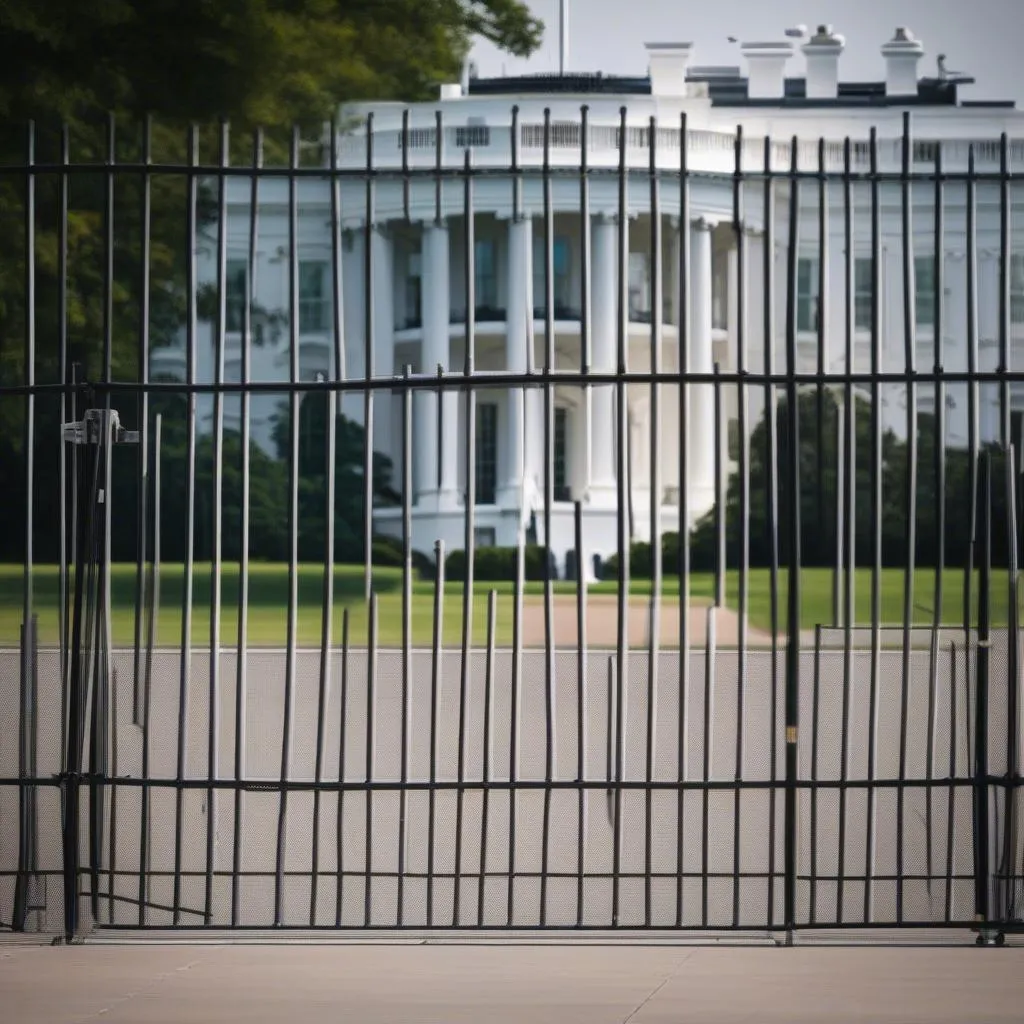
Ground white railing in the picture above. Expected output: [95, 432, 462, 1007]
[336, 120, 1024, 175]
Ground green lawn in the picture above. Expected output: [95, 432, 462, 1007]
[0, 563, 1016, 648]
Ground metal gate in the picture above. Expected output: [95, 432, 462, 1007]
[1, 110, 1023, 941]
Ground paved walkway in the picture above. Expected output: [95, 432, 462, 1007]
[520, 596, 786, 649]
[3, 938, 1022, 1023]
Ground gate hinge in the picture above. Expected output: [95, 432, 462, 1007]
[63, 409, 139, 446]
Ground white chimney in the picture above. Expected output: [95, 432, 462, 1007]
[741, 41, 794, 100]
[802, 24, 845, 100]
[645, 42, 695, 96]
[881, 27, 925, 97]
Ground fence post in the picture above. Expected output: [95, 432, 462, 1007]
[782, 137, 802, 945]
[973, 450, 994, 941]
[12, 615, 38, 931]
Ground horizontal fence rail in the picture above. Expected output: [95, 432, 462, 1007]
[0, 108, 1022, 942]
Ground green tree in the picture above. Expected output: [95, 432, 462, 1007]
[0, 0, 542, 563]
[271, 394, 402, 562]
[692, 388, 1013, 572]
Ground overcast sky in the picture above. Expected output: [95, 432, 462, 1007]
[470, 0, 1024, 104]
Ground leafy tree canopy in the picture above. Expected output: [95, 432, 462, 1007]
[0, 0, 542, 126]
[0, 0, 542, 564]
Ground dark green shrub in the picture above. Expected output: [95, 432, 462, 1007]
[445, 545, 554, 582]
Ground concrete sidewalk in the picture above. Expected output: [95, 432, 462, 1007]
[2, 939, 1023, 1023]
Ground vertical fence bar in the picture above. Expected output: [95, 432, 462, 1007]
[579, 118, 593, 892]
[809, 624, 822, 924]
[172, 124, 200, 926]
[815, 139, 832, 627]
[231, 127, 261, 928]
[363, 115, 376, 601]
[273, 125, 303, 928]
[453, 146, 476, 927]
[478, 589, 497, 926]
[538, 108, 556, 927]
[644, 116, 663, 928]
[998, 134, 1011, 450]
[975, 451, 992, 929]
[965, 143, 979, 771]
[761, 135, 782, 929]
[732, 126, 749, 929]
[714, 356, 725, 609]
[611, 105, 630, 927]
[427, 540, 445, 925]
[58, 125, 70, 725]
[206, 118, 230, 927]
[574, 500, 587, 926]
[896, 112, 918, 926]
[62, 390, 99, 942]
[864, 127, 883, 926]
[477, 585, 497, 929]
[132, 117, 152, 728]
[96, 114, 117, 926]
[313, 119, 344, 929]
[138, 413, 161, 925]
[17, 120, 36, 933]
[675, 113, 692, 929]
[1000, 444, 1020, 925]
[580, 106, 592, 496]
[364, 593, 378, 925]
[701, 605, 716, 928]
[507, 104, 524, 928]
[397, 366, 413, 925]
[836, 136, 856, 925]
[334, 610, 350, 926]
[929, 141, 947, 919]
[946, 623, 958, 922]
[783, 135, 802, 943]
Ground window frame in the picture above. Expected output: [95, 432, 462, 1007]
[225, 258, 248, 333]
[298, 259, 330, 335]
[554, 406, 571, 503]
[796, 256, 820, 334]
[533, 234, 573, 314]
[474, 238, 498, 311]
[474, 400, 499, 506]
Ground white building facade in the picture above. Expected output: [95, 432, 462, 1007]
[153, 25, 1024, 574]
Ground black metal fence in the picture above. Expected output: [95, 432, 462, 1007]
[0, 108, 1022, 942]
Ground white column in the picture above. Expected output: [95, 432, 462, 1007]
[372, 225, 395, 466]
[418, 220, 459, 507]
[588, 214, 618, 506]
[690, 217, 716, 520]
[499, 215, 533, 508]
[340, 230, 366, 424]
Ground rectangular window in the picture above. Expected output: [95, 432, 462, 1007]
[915, 255, 936, 327]
[475, 402, 498, 505]
[797, 257, 819, 333]
[475, 239, 498, 310]
[1012, 254, 1024, 324]
[554, 407, 571, 502]
[299, 260, 329, 334]
[628, 252, 650, 321]
[533, 236, 573, 316]
[854, 258, 873, 332]
[406, 251, 422, 329]
[226, 259, 247, 332]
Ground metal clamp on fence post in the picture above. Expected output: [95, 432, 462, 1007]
[63, 408, 139, 448]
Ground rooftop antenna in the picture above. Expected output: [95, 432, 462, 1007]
[560, 0, 569, 74]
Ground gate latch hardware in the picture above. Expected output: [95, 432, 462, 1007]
[63, 409, 139, 446]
